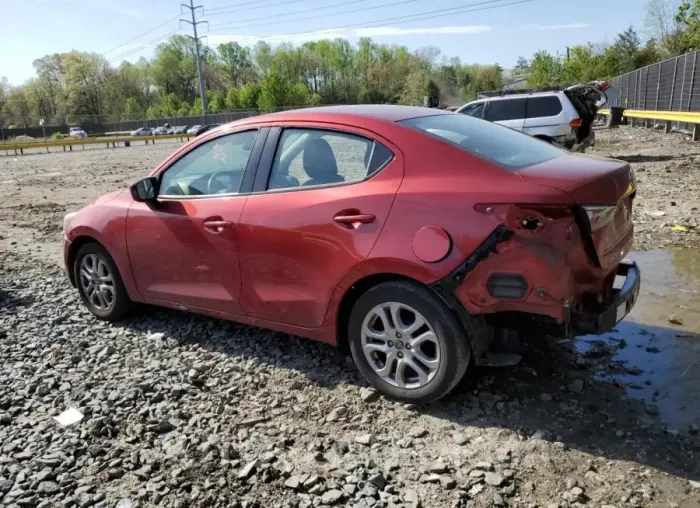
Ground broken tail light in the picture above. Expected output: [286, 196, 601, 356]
[474, 204, 575, 239]
[583, 205, 617, 232]
[569, 119, 583, 128]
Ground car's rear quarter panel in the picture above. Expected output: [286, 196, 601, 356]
[320, 128, 581, 329]
[337, 125, 631, 328]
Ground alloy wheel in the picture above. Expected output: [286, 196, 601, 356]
[361, 302, 441, 389]
[79, 253, 115, 312]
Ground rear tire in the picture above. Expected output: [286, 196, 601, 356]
[73, 242, 132, 321]
[348, 280, 471, 404]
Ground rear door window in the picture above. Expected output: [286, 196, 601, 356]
[266, 128, 394, 191]
[484, 98, 526, 122]
[526, 96, 563, 118]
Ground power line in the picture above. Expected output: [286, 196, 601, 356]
[106, 28, 182, 63]
[206, 0, 308, 16]
[209, 0, 405, 31]
[208, 0, 531, 44]
[102, 15, 181, 55]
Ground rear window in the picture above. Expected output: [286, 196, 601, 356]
[400, 113, 563, 170]
[526, 96, 563, 118]
[484, 98, 526, 121]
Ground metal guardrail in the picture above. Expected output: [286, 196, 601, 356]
[598, 108, 700, 139]
[1, 133, 191, 155]
[598, 108, 700, 122]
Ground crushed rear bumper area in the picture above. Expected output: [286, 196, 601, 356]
[571, 261, 641, 335]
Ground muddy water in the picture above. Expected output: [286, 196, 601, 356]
[578, 249, 700, 431]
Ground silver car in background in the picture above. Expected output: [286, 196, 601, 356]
[456, 91, 581, 149]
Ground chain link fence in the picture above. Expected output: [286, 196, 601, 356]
[609, 50, 700, 131]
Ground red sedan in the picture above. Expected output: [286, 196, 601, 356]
[63, 105, 640, 403]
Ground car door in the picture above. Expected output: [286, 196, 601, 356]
[238, 124, 402, 329]
[483, 97, 526, 131]
[126, 127, 266, 315]
[523, 95, 568, 137]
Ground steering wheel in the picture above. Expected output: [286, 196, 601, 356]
[206, 171, 241, 194]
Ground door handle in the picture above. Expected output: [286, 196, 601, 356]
[333, 213, 376, 226]
[203, 220, 232, 233]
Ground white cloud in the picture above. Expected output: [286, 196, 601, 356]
[518, 23, 590, 31]
[354, 25, 492, 37]
[207, 25, 492, 46]
[206, 29, 347, 46]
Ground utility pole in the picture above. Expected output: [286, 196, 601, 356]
[180, 0, 208, 117]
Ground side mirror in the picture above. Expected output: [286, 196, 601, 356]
[130, 177, 158, 202]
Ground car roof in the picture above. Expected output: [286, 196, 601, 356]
[234, 105, 451, 126]
[474, 91, 564, 104]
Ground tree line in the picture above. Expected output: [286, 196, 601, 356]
[2, 0, 700, 128]
[0, 35, 503, 129]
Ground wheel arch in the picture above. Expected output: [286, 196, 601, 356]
[66, 235, 101, 287]
[335, 272, 422, 355]
[65, 231, 141, 302]
[533, 134, 553, 143]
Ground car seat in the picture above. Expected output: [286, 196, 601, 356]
[302, 139, 345, 186]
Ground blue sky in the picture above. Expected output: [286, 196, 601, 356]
[2, 0, 649, 85]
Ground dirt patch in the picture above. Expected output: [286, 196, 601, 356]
[0, 142, 180, 263]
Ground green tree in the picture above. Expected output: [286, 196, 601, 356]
[676, 0, 700, 51]
[258, 72, 289, 111]
[191, 97, 203, 115]
[207, 90, 226, 113]
[513, 56, 530, 76]
[239, 83, 260, 109]
[288, 82, 311, 106]
[2, 88, 33, 128]
[218, 42, 252, 87]
[634, 38, 662, 68]
[462, 65, 503, 100]
[225, 88, 240, 110]
[123, 97, 145, 120]
[528, 50, 563, 87]
[562, 45, 601, 83]
[253, 41, 274, 76]
[614, 26, 643, 73]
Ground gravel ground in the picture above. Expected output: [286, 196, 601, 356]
[1, 128, 700, 508]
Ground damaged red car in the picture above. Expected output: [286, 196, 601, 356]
[63, 105, 640, 403]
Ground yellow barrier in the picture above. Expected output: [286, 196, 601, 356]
[597, 108, 700, 139]
[1, 133, 190, 155]
[598, 108, 700, 123]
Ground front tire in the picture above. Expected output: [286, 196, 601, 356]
[348, 280, 471, 404]
[74, 242, 131, 321]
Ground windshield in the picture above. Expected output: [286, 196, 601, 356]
[399, 113, 564, 170]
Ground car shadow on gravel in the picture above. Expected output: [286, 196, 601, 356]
[607, 154, 699, 163]
[118, 307, 700, 483]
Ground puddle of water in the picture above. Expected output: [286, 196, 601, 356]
[577, 249, 700, 431]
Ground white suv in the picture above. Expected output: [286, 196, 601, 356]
[456, 91, 581, 149]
